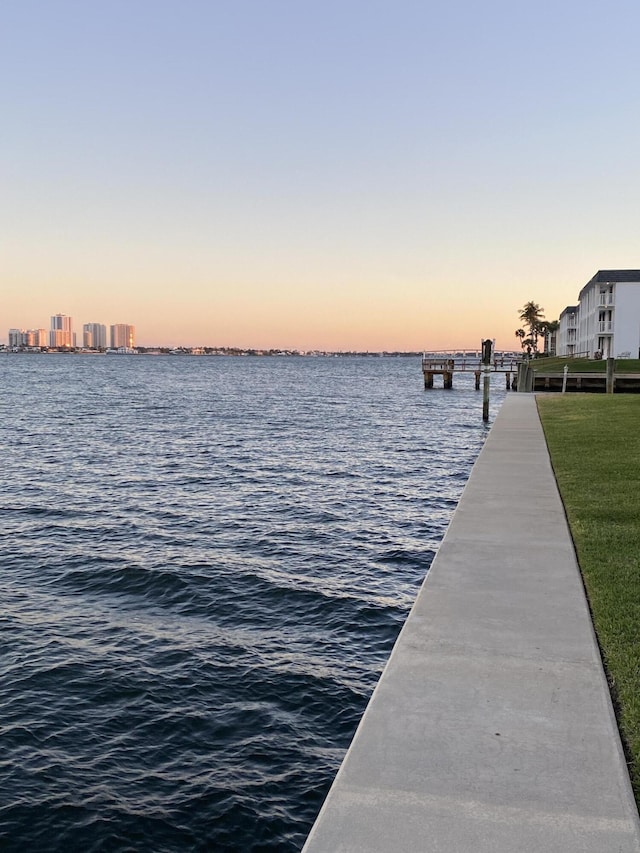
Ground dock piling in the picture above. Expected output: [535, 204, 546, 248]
[481, 338, 492, 422]
[606, 357, 615, 393]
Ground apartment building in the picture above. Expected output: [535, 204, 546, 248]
[83, 323, 107, 349]
[50, 314, 74, 349]
[558, 270, 640, 358]
[8, 328, 47, 348]
[110, 324, 135, 349]
[558, 306, 578, 356]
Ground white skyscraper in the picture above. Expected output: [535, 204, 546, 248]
[110, 324, 135, 349]
[83, 323, 107, 349]
[50, 314, 74, 348]
[7, 328, 47, 348]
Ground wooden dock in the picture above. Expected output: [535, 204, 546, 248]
[423, 352, 640, 394]
[422, 356, 518, 390]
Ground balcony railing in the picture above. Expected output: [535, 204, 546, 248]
[598, 295, 614, 306]
[598, 320, 613, 333]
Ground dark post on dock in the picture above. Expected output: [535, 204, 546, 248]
[482, 338, 492, 422]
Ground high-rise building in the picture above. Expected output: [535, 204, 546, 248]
[7, 328, 47, 348]
[110, 324, 135, 349]
[50, 314, 74, 348]
[83, 323, 107, 349]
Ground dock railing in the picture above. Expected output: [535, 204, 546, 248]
[421, 352, 520, 372]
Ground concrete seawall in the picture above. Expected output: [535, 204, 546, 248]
[303, 394, 640, 852]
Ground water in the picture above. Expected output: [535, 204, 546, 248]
[0, 355, 505, 851]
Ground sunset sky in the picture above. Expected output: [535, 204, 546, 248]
[3, 0, 640, 350]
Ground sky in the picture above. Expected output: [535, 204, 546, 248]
[2, 0, 640, 350]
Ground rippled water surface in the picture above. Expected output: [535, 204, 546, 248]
[1, 355, 505, 851]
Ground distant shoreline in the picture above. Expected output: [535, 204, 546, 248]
[0, 348, 426, 358]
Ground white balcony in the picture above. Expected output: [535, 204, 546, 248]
[598, 320, 613, 333]
[598, 295, 614, 307]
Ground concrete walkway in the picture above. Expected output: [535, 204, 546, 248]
[303, 394, 640, 853]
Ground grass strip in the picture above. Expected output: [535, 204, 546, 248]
[533, 357, 607, 373]
[537, 394, 640, 802]
[532, 357, 640, 374]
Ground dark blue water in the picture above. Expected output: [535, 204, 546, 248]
[0, 355, 504, 851]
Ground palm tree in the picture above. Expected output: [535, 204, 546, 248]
[515, 328, 534, 356]
[517, 302, 545, 354]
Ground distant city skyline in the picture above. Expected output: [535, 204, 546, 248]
[4, 2, 640, 350]
[7, 314, 136, 350]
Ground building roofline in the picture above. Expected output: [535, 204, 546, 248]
[578, 270, 640, 301]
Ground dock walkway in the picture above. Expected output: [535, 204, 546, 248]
[303, 395, 640, 852]
[422, 356, 517, 390]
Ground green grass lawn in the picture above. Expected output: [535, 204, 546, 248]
[532, 357, 640, 373]
[537, 395, 640, 800]
[533, 357, 606, 373]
